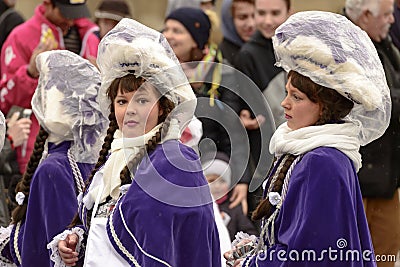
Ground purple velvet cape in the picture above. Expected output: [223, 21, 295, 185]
[244, 147, 376, 267]
[9, 141, 93, 267]
[94, 140, 221, 266]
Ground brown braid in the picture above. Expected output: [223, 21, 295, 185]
[11, 127, 49, 224]
[85, 111, 118, 187]
[252, 154, 297, 221]
[69, 111, 118, 227]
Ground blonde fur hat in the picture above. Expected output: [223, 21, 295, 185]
[96, 18, 196, 133]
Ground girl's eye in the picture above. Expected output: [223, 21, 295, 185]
[116, 99, 127, 105]
[138, 99, 148, 104]
[293, 94, 300, 100]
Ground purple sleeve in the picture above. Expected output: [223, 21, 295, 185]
[20, 152, 92, 267]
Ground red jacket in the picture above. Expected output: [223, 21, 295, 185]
[0, 4, 99, 173]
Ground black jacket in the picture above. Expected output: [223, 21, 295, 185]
[234, 30, 282, 90]
[232, 31, 278, 185]
[0, 1, 24, 50]
[193, 58, 250, 184]
[219, 37, 241, 66]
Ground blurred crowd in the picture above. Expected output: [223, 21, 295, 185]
[0, 0, 399, 266]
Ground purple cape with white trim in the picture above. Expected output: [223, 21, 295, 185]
[244, 147, 376, 267]
[106, 140, 221, 266]
[10, 141, 93, 266]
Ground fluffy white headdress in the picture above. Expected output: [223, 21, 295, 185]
[272, 11, 391, 145]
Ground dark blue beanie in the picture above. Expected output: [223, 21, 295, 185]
[166, 7, 211, 50]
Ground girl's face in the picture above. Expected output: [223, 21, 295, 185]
[163, 19, 198, 63]
[114, 83, 162, 138]
[254, 0, 290, 39]
[44, 0, 74, 35]
[281, 77, 322, 130]
[233, 1, 256, 42]
[206, 174, 229, 200]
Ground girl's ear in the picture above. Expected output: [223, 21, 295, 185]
[319, 104, 324, 117]
[158, 104, 164, 117]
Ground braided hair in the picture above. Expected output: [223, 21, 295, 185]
[11, 127, 49, 224]
[70, 74, 175, 226]
[252, 154, 297, 221]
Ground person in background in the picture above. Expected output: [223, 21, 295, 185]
[163, 7, 251, 216]
[235, 0, 290, 90]
[201, 0, 216, 10]
[225, 11, 390, 266]
[201, 0, 223, 45]
[0, 0, 26, 226]
[0, 0, 99, 179]
[390, 0, 400, 50]
[0, 0, 24, 50]
[0, 111, 31, 226]
[0, 49, 107, 267]
[202, 151, 258, 241]
[94, 0, 132, 40]
[345, 0, 400, 266]
[220, 0, 255, 65]
[165, 0, 202, 16]
[234, 0, 291, 223]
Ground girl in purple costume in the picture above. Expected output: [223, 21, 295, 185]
[0, 49, 107, 267]
[225, 11, 391, 267]
[50, 18, 221, 267]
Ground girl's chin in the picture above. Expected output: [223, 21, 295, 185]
[121, 128, 142, 138]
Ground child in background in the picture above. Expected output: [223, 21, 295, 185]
[94, 0, 132, 39]
[203, 151, 258, 241]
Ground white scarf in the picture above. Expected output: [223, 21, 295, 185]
[87, 120, 181, 206]
[269, 122, 362, 172]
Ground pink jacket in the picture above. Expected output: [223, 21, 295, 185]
[0, 4, 99, 173]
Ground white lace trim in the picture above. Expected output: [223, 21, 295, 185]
[0, 226, 15, 267]
[47, 227, 85, 267]
[0, 261, 16, 267]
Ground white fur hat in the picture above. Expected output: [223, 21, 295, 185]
[272, 11, 391, 146]
[32, 50, 108, 163]
[202, 151, 232, 186]
[96, 18, 196, 134]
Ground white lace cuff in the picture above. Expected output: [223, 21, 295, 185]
[0, 225, 16, 267]
[47, 227, 85, 267]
